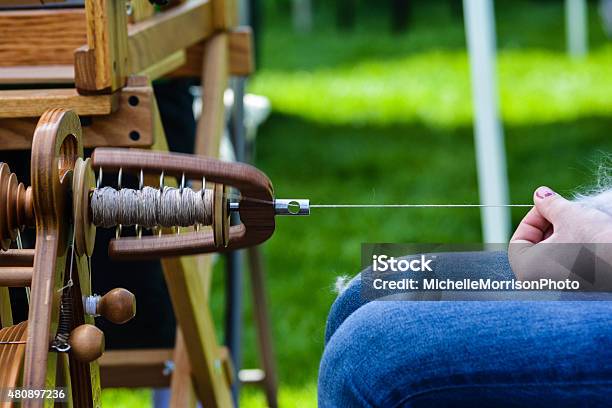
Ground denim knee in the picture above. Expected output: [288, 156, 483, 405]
[324, 274, 365, 344]
[319, 300, 612, 408]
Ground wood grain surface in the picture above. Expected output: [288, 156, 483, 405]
[0, 89, 117, 118]
[75, 0, 128, 92]
[99, 348, 173, 388]
[0, 8, 86, 66]
[127, 0, 213, 74]
[0, 83, 153, 148]
[169, 27, 254, 78]
[0, 65, 74, 85]
[23, 109, 83, 408]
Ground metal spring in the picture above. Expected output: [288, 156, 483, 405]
[52, 287, 73, 352]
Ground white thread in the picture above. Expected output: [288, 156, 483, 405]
[310, 204, 532, 208]
[84, 295, 100, 316]
[91, 186, 214, 229]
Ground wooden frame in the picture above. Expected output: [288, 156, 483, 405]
[0, 1, 253, 89]
[0, 0, 259, 407]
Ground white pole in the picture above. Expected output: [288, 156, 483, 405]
[565, 0, 588, 58]
[463, 0, 511, 243]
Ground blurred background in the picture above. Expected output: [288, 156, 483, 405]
[105, 0, 612, 406]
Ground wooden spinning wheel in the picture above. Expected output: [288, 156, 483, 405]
[0, 108, 301, 407]
[0, 104, 306, 407]
[0, 0, 295, 406]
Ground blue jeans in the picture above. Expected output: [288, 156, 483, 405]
[319, 251, 612, 407]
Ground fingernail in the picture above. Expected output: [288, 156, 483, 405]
[535, 187, 555, 199]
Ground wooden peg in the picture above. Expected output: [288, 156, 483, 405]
[69, 324, 105, 363]
[97, 288, 136, 325]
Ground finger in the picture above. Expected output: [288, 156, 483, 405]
[533, 186, 573, 224]
[510, 206, 551, 244]
[543, 225, 553, 240]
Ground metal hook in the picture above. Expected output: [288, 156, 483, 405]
[97, 167, 103, 189]
[174, 172, 186, 236]
[136, 169, 143, 239]
[116, 167, 123, 239]
[157, 170, 165, 237]
[52, 342, 71, 353]
[196, 176, 206, 232]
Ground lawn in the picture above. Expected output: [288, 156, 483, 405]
[104, 0, 612, 406]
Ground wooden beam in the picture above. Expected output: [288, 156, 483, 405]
[168, 27, 254, 78]
[195, 33, 228, 157]
[0, 267, 32, 287]
[226, 27, 255, 76]
[0, 66, 74, 85]
[169, 329, 197, 408]
[75, 0, 129, 93]
[0, 249, 35, 267]
[0, 8, 86, 66]
[218, 346, 235, 386]
[0, 287, 11, 328]
[80, 82, 155, 147]
[211, 0, 237, 30]
[0, 84, 154, 148]
[99, 349, 173, 388]
[127, 0, 213, 74]
[161, 255, 233, 407]
[139, 50, 186, 81]
[0, 89, 117, 118]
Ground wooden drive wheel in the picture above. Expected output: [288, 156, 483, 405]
[0, 110, 134, 408]
[0, 321, 28, 408]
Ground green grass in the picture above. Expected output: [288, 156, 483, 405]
[107, 0, 612, 406]
[251, 48, 612, 127]
[102, 389, 151, 407]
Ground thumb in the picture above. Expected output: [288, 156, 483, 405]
[533, 186, 572, 224]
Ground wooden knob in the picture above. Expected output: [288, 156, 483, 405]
[69, 324, 105, 363]
[98, 288, 136, 324]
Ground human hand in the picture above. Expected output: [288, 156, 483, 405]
[509, 186, 612, 285]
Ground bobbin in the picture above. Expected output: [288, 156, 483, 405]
[90, 148, 278, 259]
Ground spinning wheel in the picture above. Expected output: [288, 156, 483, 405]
[0, 109, 306, 407]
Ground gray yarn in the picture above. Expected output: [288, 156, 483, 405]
[91, 186, 213, 229]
